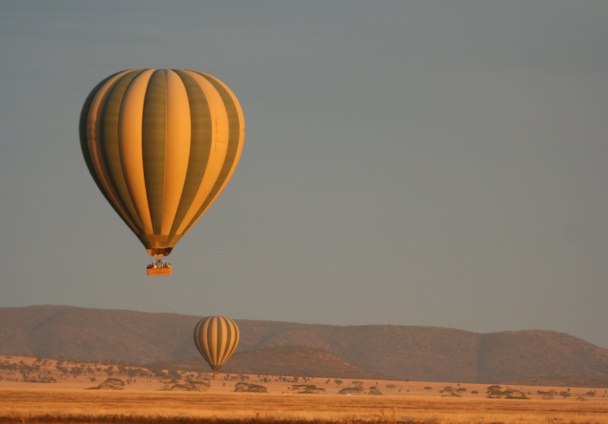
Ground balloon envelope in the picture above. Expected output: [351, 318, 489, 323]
[79, 69, 245, 258]
[193, 316, 240, 372]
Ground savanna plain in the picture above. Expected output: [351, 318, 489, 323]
[1, 356, 607, 424]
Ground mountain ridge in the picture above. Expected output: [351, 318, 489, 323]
[1, 305, 607, 385]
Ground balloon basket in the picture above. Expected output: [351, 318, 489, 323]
[147, 259, 172, 276]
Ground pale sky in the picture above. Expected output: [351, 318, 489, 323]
[1, 1, 607, 349]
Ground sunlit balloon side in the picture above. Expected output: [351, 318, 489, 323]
[193, 316, 240, 374]
[79, 69, 245, 276]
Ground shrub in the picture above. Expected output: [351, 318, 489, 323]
[338, 387, 363, 395]
[440, 386, 461, 397]
[487, 385, 528, 399]
[234, 382, 267, 393]
[290, 384, 325, 394]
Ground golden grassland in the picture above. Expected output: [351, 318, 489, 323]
[3, 387, 608, 424]
[2, 355, 608, 423]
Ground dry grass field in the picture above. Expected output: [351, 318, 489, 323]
[1, 355, 608, 423]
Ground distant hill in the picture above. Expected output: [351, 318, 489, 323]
[158, 346, 391, 380]
[1, 305, 608, 386]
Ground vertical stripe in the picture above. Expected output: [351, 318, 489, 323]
[173, 70, 231, 236]
[81, 70, 145, 238]
[202, 319, 211, 361]
[98, 70, 149, 238]
[226, 319, 240, 359]
[119, 69, 155, 236]
[201, 318, 209, 362]
[208, 317, 219, 365]
[224, 319, 233, 364]
[180, 70, 245, 235]
[217, 317, 228, 364]
[141, 70, 167, 235]
[79, 70, 123, 188]
[169, 70, 213, 240]
[193, 320, 202, 353]
[162, 70, 191, 235]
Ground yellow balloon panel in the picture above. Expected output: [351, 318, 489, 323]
[79, 69, 245, 257]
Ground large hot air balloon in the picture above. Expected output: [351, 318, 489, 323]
[79, 69, 245, 275]
[194, 316, 240, 374]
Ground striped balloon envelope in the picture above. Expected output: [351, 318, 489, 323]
[79, 69, 245, 274]
[193, 316, 240, 373]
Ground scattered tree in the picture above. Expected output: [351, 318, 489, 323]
[440, 386, 461, 397]
[487, 385, 528, 399]
[234, 382, 267, 393]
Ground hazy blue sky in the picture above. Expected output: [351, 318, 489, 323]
[1, 1, 607, 349]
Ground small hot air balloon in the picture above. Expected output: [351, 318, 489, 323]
[79, 69, 245, 275]
[193, 316, 240, 374]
